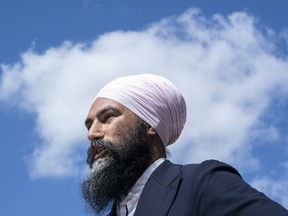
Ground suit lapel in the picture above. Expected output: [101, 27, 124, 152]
[134, 160, 182, 216]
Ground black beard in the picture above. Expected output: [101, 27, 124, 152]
[81, 120, 152, 215]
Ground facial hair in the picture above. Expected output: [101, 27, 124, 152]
[81, 120, 152, 215]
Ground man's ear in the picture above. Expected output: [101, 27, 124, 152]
[147, 126, 157, 137]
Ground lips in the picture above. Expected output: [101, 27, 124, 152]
[93, 145, 111, 161]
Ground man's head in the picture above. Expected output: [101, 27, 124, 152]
[94, 74, 186, 146]
[81, 74, 186, 214]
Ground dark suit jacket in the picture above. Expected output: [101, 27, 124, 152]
[110, 160, 288, 216]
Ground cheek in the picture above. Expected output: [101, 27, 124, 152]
[104, 122, 131, 142]
[105, 114, 140, 143]
[115, 123, 130, 136]
[114, 123, 134, 142]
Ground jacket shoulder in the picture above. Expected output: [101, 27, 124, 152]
[180, 159, 241, 179]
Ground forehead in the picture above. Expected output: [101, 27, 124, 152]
[88, 97, 125, 114]
[87, 98, 142, 122]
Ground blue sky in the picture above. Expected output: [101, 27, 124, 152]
[1, 0, 288, 215]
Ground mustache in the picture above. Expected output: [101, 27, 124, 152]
[86, 139, 120, 168]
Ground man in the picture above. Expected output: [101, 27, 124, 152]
[81, 74, 288, 216]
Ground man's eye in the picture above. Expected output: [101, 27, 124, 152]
[104, 114, 114, 122]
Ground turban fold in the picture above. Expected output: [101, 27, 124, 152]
[95, 74, 186, 146]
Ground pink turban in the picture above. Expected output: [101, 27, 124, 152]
[95, 74, 186, 146]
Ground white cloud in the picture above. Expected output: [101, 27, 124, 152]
[250, 161, 288, 209]
[251, 174, 288, 209]
[1, 8, 288, 203]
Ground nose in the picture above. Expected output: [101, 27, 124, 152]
[87, 120, 104, 141]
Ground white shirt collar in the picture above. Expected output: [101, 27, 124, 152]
[117, 158, 166, 216]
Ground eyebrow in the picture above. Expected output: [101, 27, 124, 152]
[84, 106, 122, 128]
